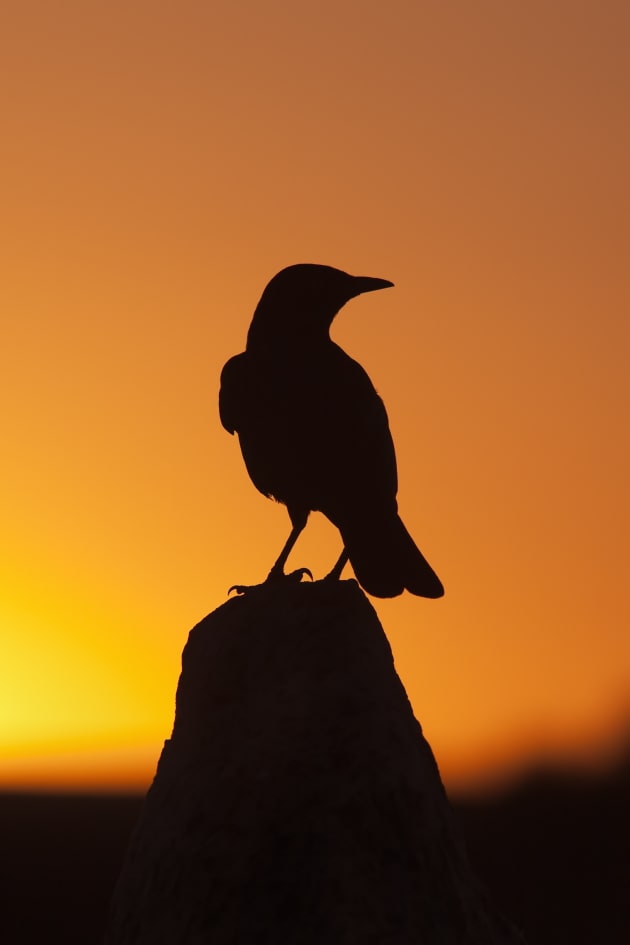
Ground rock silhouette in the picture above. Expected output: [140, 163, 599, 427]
[106, 581, 524, 944]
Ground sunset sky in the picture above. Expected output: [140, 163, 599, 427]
[2, 0, 629, 793]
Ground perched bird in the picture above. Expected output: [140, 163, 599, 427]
[219, 264, 444, 599]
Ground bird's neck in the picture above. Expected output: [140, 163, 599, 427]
[246, 324, 332, 356]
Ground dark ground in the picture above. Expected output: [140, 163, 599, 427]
[1, 755, 628, 944]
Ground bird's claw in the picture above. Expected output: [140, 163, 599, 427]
[284, 567, 313, 584]
[227, 567, 313, 597]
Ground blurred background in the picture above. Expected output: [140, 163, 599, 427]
[1, 1, 629, 941]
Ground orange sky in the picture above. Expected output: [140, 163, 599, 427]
[2, 0, 629, 794]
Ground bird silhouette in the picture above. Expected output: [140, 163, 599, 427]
[219, 264, 444, 598]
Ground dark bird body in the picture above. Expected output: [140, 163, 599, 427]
[219, 264, 443, 598]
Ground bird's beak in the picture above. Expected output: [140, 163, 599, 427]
[351, 276, 395, 297]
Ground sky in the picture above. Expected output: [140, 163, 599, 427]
[2, 0, 629, 793]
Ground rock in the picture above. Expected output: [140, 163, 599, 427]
[106, 579, 525, 944]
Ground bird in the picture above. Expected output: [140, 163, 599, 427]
[219, 263, 444, 599]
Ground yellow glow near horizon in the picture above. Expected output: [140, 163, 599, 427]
[1, 0, 629, 794]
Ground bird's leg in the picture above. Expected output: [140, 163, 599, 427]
[266, 523, 306, 580]
[266, 506, 312, 583]
[323, 547, 349, 582]
[228, 509, 312, 595]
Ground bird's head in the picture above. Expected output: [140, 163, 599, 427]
[246, 264, 394, 350]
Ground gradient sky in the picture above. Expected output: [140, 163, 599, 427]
[2, 0, 629, 793]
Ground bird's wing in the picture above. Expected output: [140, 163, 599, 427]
[219, 345, 399, 517]
[220, 350, 297, 501]
[219, 353, 248, 435]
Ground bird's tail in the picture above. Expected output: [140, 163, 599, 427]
[340, 514, 444, 599]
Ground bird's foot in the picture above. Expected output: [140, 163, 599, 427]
[228, 567, 313, 596]
[280, 567, 313, 584]
[228, 583, 258, 596]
